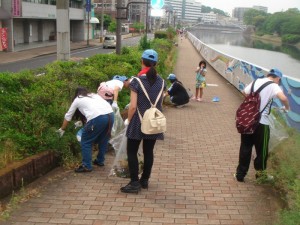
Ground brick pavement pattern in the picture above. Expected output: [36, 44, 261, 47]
[1, 38, 279, 225]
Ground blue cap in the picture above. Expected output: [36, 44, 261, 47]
[269, 68, 282, 78]
[142, 49, 158, 62]
[167, 74, 176, 80]
[113, 75, 128, 82]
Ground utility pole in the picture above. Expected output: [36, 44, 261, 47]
[56, 0, 70, 61]
[87, 10, 90, 46]
[100, 0, 104, 43]
[116, 0, 122, 54]
[145, 0, 149, 39]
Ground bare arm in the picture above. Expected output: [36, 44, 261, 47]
[113, 86, 120, 102]
[127, 90, 137, 122]
[277, 91, 290, 110]
[60, 119, 69, 130]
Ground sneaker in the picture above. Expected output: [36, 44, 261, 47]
[234, 173, 244, 182]
[176, 105, 185, 108]
[74, 165, 92, 173]
[120, 181, 141, 194]
[255, 171, 274, 181]
[93, 159, 104, 167]
[139, 179, 149, 189]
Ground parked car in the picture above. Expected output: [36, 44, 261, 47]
[103, 35, 116, 48]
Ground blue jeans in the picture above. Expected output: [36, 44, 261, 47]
[80, 113, 114, 169]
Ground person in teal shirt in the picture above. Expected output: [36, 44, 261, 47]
[191, 60, 207, 102]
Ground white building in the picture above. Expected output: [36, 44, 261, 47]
[164, 0, 202, 24]
[198, 12, 217, 24]
[253, 5, 268, 13]
[0, 0, 86, 52]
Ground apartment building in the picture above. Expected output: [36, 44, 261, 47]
[164, 0, 202, 24]
[0, 0, 86, 52]
[93, 0, 147, 24]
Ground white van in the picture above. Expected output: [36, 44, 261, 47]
[103, 35, 116, 48]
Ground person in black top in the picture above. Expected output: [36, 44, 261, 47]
[164, 74, 189, 108]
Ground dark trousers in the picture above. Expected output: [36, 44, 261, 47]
[127, 138, 156, 182]
[236, 123, 270, 178]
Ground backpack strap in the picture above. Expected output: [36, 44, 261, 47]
[250, 79, 274, 113]
[134, 77, 164, 107]
[133, 77, 165, 121]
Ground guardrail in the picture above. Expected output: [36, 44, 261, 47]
[187, 32, 300, 132]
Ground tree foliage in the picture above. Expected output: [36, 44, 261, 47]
[94, 13, 112, 29]
[201, 5, 229, 17]
[244, 8, 300, 44]
[108, 19, 116, 33]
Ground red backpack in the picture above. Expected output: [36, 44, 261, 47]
[235, 80, 273, 134]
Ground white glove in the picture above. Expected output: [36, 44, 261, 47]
[281, 106, 289, 113]
[56, 128, 65, 137]
[74, 121, 83, 129]
[125, 103, 130, 110]
[112, 101, 118, 109]
[124, 119, 129, 126]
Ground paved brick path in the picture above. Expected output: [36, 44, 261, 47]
[1, 38, 279, 225]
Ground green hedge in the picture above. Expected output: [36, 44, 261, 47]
[0, 38, 174, 169]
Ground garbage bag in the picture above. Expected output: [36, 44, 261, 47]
[111, 107, 124, 137]
[76, 128, 84, 142]
[109, 127, 143, 178]
[269, 114, 289, 152]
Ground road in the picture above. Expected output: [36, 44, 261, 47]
[0, 36, 144, 73]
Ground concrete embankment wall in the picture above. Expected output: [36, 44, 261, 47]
[187, 32, 300, 132]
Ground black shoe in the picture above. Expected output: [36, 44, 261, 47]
[75, 165, 92, 173]
[139, 179, 149, 189]
[234, 173, 244, 182]
[93, 159, 104, 167]
[120, 181, 141, 194]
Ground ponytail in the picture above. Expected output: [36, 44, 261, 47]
[142, 59, 157, 86]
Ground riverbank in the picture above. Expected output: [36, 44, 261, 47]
[251, 34, 282, 44]
[251, 34, 300, 50]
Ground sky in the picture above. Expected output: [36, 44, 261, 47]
[198, 0, 300, 15]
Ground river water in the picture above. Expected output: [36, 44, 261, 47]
[190, 30, 300, 80]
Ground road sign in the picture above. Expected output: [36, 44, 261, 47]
[86, 0, 91, 12]
[151, 0, 164, 9]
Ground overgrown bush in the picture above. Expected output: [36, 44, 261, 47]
[282, 34, 300, 44]
[269, 130, 300, 225]
[154, 31, 168, 39]
[0, 39, 175, 169]
[139, 34, 151, 50]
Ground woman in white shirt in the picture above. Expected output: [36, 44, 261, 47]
[57, 87, 114, 173]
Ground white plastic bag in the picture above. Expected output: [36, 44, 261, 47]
[269, 114, 289, 152]
[111, 107, 124, 137]
[109, 127, 143, 178]
[76, 128, 84, 142]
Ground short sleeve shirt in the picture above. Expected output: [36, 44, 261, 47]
[105, 80, 124, 91]
[244, 78, 282, 125]
[196, 68, 206, 82]
[126, 75, 164, 140]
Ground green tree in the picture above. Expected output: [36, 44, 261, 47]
[132, 22, 144, 33]
[201, 5, 229, 17]
[243, 9, 268, 26]
[94, 14, 112, 29]
[108, 19, 116, 33]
